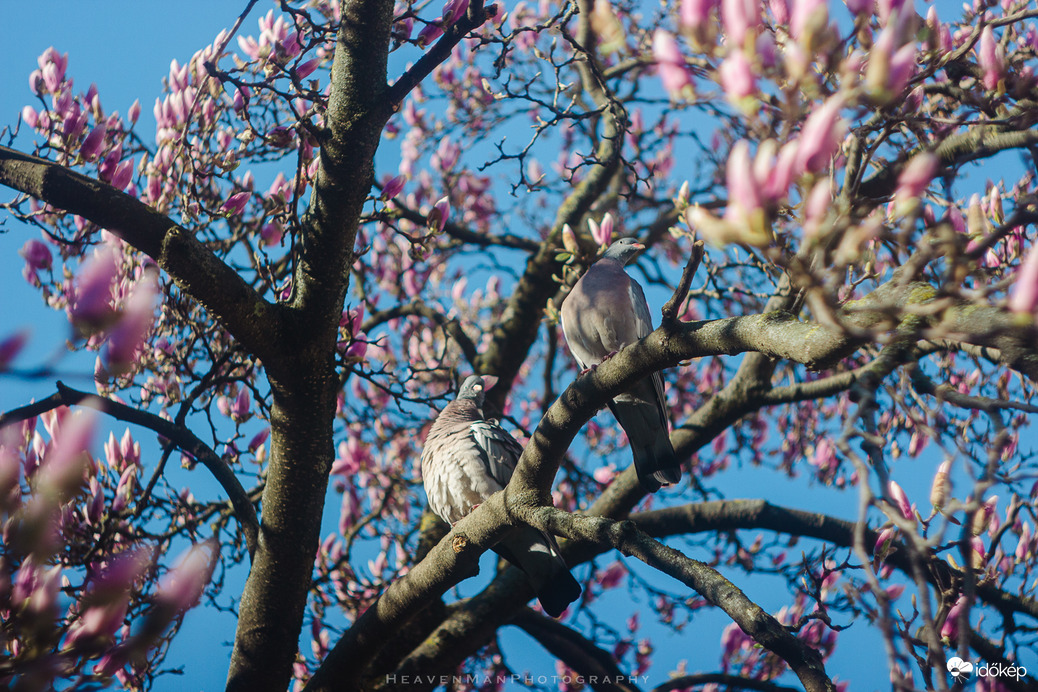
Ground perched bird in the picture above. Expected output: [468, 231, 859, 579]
[560, 237, 682, 492]
[421, 375, 581, 617]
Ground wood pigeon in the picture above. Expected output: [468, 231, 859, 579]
[560, 237, 682, 492]
[420, 375, 581, 617]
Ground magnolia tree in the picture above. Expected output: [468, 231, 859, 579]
[2, 0, 1038, 690]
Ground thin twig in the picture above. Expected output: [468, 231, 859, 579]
[661, 239, 704, 326]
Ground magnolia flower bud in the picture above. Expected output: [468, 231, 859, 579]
[887, 480, 914, 522]
[929, 460, 951, 511]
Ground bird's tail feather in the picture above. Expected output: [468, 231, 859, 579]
[610, 400, 682, 492]
[495, 528, 581, 618]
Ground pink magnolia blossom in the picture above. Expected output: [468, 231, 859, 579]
[295, 58, 320, 80]
[970, 536, 987, 569]
[718, 50, 756, 106]
[721, 0, 760, 48]
[598, 561, 627, 590]
[970, 495, 1000, 536]
[248, 428, 270, 453]
[156, 538, 220, 613]
[652, 31, 694, 100]
[416, 22, 445, 48]
[109, 157, 135, 191]
[381, 175, 406, 200]
[940, 596, 967, 642]
[929, 460, 951, 511]
[977, 26, 1005, 91]
[593, 464, 617, 484]
[12, 556, 63, 619]
[442, 0, 470, 27]
[871, 527, 896, 560]
[37, 47, 69, 93]
[887, 480, 914, 521]
[1016, 522, 1033, 562]
[790, 0, 826, 40]
[80, 122, 108, 162]
[588, 213, 614, 248]
[768, 0, 789, 25]
[726, 140, 761, 215]
[21, 105, 40, 129]
[104, 273, 159, 375]
[20, 238, 53, 272]
[1008, 242, 1038, 316]
[865, 23, 916, 103]
[888, 42, 917, 97]
[40, 410, 96, 501]
[221, 191, 251, 217]
[427, 196, 451, 233]
[680, 0, 717, 30]
[884, 583, 905, 600]
[70, 246, 121, 331]
[65, 548, 152, 650]
[893, 152, 938, 215]
[230, 388, 251, 422]
[688, 140, 773, 246]
[803, 180, 832, 239]
[0, 331, 29, 371]
[793, 96, 845, 175]
[759, 140, 798, 203]
[127, 99, 141, 124]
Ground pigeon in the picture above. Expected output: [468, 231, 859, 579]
[560, 237, 682, 492]
[420, 375, 581, 617]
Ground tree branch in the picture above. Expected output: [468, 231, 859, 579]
[661, 239, 704, 327]
[0, 145, 281, 363]
[525, 508, 834, 692]
[633, 500, 1038, 622]
[362, 300, 480, 367]
[386, 1, 495, 107]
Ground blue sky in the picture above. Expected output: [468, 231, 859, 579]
[4, 2, 1030, 691]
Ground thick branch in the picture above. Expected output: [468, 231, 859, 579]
[228, 0, 398, 689]
[0, 145, 280, 362]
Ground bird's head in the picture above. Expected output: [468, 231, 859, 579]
[456, 374, 498, 406]
[602, 237, 645, 265]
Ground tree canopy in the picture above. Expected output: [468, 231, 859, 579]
[2, 1, 1038, 691]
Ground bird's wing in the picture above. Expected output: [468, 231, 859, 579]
[469, 419, 524, 487]
[627, 276, 670, 428]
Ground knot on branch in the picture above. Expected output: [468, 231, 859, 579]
[613, 519, 640, 555]
[451, 534, 470, 554]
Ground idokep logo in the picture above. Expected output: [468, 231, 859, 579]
[947, 657, 973, 681]
[946, 657, 1030, 683]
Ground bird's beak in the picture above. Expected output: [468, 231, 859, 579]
[631, 242, 646, 250]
